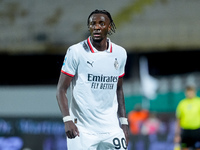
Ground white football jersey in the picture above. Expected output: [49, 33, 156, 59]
[61, 37, 127, 133]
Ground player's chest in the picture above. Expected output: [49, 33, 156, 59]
[78, 53, 120, 74]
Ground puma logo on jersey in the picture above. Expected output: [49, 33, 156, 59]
[87, 61, 94, 67]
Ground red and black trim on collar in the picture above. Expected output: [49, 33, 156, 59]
[87, 38, 95, 53]
[87, 37, 112, 53]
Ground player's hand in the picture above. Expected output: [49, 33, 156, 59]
[64, 121, 79, 139]
[121, 125, 129, 146]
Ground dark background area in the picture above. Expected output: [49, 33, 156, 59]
[0, 54, 63, 85]
[1, 49, 200, 85]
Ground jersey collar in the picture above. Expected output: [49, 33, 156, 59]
[87, 37, 112, 53]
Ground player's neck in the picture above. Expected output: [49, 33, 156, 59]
[91, 37, 108, 51]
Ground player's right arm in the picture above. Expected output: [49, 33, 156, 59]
[56, 73, 79, 138]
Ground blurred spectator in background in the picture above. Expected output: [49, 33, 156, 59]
[128, 103, 149, 135]
[174, 85, 200, 150]
[128, 103, 149, 150]
[141, 112, 160, 136]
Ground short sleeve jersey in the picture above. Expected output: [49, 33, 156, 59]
[61, 37, 127, 133]
[176, 97, 200, 129]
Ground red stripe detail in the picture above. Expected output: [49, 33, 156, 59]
[87, 38, 95, 53]
[61, 70, 74, 77]
[110, 44, 112, 53]
[119, 73, 125, 78]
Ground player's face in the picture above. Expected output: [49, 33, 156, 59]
[88, 14, 111, 42]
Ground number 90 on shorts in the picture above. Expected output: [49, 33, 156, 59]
[113, 137, 127, 149]
[67, 129, 127, 150]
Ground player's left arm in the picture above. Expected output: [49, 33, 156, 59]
[117, 77, 129, 145]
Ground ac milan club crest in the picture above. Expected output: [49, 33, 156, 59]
[114, 58, 119, 70]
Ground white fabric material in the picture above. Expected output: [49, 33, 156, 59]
[63, 116, 72, 122]
[61, 37, 127, 134]
[67, 129, 127, 150]
[119, 117, 128, 125]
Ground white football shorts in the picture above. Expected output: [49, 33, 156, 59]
[67, 129, 127, 150]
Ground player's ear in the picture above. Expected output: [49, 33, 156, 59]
[108, 24, 111, 34]
[108, 24, 111, 31]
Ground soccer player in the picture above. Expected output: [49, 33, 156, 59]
[174, 86, 200, 150]
[56, 9, 128, 149]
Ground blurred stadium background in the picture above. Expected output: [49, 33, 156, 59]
[0, 0, 200, 149]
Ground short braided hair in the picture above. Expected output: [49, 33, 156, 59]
[87, 9, 116, 35]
